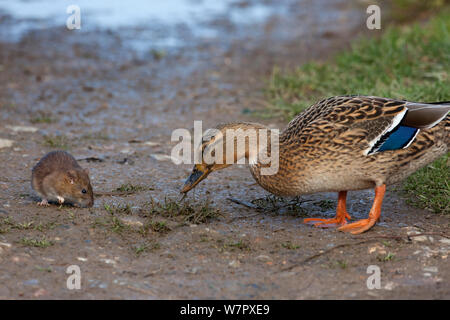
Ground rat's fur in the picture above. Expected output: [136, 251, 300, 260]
[31, 151, 94, 207]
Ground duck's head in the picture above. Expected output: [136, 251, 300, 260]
[181, 162, 228, 194]
[181, 122, 269, 194]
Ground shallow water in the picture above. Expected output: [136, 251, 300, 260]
[0, 0, 286, 46]
[0, 0, 359, 51]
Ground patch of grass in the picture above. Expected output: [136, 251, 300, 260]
[0, 218, 56, 232]
[0, 217, 12, 233]
[199, 234, 211, 242]
[147, 220, 171, 233]
[0, 227, 10, 234]
[104, 203, 133, 215]
[91, 215, 130, 234]
[143, 197, 222, 224]
[92, 217, 109, 229]
[2, 217, 13, 225]
[268, 13, 450, 119]
[43, 135, 70, 150]
[377, 252, 396, 262]
[2, 102, 16, 110]
[81, 132, 111, 140]
[139, 220, 172, 236]
[267, 12, 450, 214]
[402, 154, 449, 214]
[381, 240, 392, 247]
[30, 112, 55, 124]
[225, 240, 251, 251]
[15, 221, 34, 230]
[134, 241, 161, 256]
[313, 200, 335, 211]
[250, 195, 309, 216]
[110, 216, 126, 233]
[20, 237, 53, 248]
[36, 266, 52, 273]
[389, 0, 450, 24]
[281, 241, 300, 250]
[329, 260, 348, 269]
[115, 183, 154, 193]
[150, 49, 166, 61]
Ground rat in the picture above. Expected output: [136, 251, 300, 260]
[31, 150, 94, 208]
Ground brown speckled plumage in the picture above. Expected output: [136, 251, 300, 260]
[248, 96, 449, 196]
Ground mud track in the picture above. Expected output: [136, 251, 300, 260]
[0, 0, 448, 299]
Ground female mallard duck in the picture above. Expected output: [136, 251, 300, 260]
[181, 96, 449, 234]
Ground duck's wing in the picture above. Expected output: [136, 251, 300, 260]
[289, 96, 449, 156]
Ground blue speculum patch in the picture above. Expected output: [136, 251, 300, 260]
[377, 125, 419, 152]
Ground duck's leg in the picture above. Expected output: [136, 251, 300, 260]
[338, 184, 386, 234]
[303, 191, 351, 227]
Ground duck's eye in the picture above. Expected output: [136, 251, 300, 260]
[82, 189, 87, 194]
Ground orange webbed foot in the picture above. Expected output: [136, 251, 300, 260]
[338, 184, 386, 235]
[304, 211, 351, 228]
[337, 218, 377, 234]
[304, 191, 350, 228]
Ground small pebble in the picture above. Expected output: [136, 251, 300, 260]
[229, 260, 240, 268]
[0, 138, 14, 149]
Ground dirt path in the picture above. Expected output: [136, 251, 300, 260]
[0, 0, 448, 299]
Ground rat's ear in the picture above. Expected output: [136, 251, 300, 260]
[66, 170, 77, 185]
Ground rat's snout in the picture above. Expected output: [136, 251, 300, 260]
[76, 197, 94, 208]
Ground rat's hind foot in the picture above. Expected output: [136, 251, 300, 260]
[37, 199, 49, 206]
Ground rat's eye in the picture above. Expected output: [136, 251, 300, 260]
[82, 189, 87, 194]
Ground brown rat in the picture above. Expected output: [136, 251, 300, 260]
[31, 150, 94, 208]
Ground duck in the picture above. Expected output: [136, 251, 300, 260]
[181, 96, 449, 234]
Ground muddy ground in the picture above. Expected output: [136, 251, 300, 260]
[0, 0, 449, 299]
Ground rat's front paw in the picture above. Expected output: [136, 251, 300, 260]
[37, 199, 49, 206]
[57, 196, 65, 205]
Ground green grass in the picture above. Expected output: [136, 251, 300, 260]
[313, 200, 335, 211]
[0, 217, 57, 233]
[377, 252, 396, 262]
[267, 12, 450, 214]
[134, 241, 161, 256]
[403, 154, 449, 214]
[43, 135, 70, 149]
[104, 203, 133, 215]
[268, 13, 450, 118]
[115, 183, 154, 193]
[20, 237, 53, 248]
[147, 220, 171, 233]
[143, 197, 222, 225]
[281, 241, 300, 250]
[225, 240, 251, 251]
[30, 115, 54, 124]
[389, 0, 450, 24]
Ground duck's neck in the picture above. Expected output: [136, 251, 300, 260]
[227, 122, 294, 196]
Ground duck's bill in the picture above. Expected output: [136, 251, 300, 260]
[181, 166, 211, 193]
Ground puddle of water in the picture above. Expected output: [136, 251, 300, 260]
[0, 0, 271, 26]
[0, 0, 362, 56]
[0, 0, 277, 45]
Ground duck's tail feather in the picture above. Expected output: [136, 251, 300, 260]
[402, 102, 450, 129]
